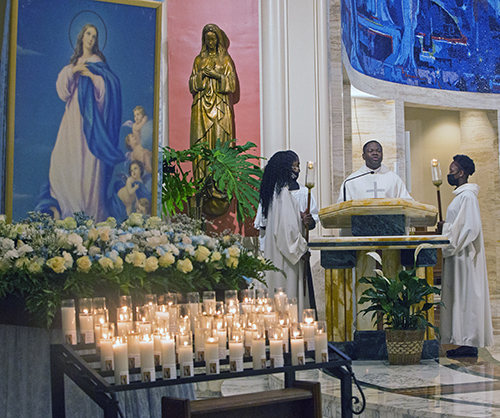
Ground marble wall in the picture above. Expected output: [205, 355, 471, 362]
[350, 98, 398, 174]
[459, 110, 500, 295]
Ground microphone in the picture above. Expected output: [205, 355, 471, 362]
[343, 171, 375, 202]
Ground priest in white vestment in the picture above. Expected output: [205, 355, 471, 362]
[438, 155, 493, 357]
[337, 140, 412, 202]
[254, 151, 315, 319]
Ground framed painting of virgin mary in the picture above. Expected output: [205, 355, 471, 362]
[6, 0, 161, 222]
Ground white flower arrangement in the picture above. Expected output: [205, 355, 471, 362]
[0, 212, 279, 328]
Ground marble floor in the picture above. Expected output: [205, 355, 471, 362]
[209, 299, 500, 418]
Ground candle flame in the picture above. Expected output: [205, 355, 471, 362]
[431, 159, 438, 166]
[307, 161, 314, 169]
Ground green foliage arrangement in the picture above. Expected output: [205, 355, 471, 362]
[162, 139, 263, 223]
[0, 212, 279, 328]
[358, 245, 443, 332]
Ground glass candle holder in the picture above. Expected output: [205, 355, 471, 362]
[61, 299, 77, 345]
[215, 301, 225, 316]
[101, 322, 115, 340]
[224, 290, 238, 303]
[92, 297, 106, 312]
[127, 331, 141, 369]
[290, 323, 305, 366]
[161, 333, 177, 380]
[187, 292, 200, 331]
[288, 297, 298, 323]
[228, 330, 244, 372]
[168, 304, 179, 334]
[305, 161, 316, 189]
[178, 333, 194, 378]
[252, 324, 266, 370]
[79, 298, 94, 344]
[119, 295, 132, 310]
[178, 335, 194, 377]
[431, 159, 442, 187]
[315, 321, 329, 363]
[269, 325, 284, 368]
[139, 334, 155, 382]
[202, 290, 216, 301]
[255, 288, 268, 302]
[164, 292, 177, 307]
[240, 289, 255, 304]
[113, 336, 129, 385]
[155, 305, 169, 331]
[100, 334, 114, 372]
[274, 288, 288, 313]
[278, 312, 290, 353]
[204, 329, 220, 375]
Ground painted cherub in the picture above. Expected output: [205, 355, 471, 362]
[118, 160, 144, 215]
[124, 133, 152, 174]
[136, 197, 151, 215]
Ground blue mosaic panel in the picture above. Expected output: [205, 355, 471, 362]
[342, 0, 500, 93]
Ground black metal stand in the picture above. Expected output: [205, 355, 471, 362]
[50, 343, 355, 418]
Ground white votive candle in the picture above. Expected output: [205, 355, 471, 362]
[205, 337, 220, 375]
[139, 336, 155, 382]
[301, 323, 315, 351]
[269, 338, 284, 368]
[79, 313, 94, 344]
[61, 301, 77, 345]
[282, 326, 290, 353]
[217, 329, 227, 360]
[116, 321, 129, 337]
[252, 337, 266, 370]
[244, 329, 253, 357]
[228, 340, 244, 372]
[127, 333, 141, 369]
[178, 343, 194, 378]
[153, 333, 162, 367]
[289, 300, 298, 323]
[100, 338, 114, 371]
[315, 321, 329, 363]
[113, 338, 129, 385]
[291, 336, 305, 366]
[315, 332, 328, 363]
[161, 335, 176, 380]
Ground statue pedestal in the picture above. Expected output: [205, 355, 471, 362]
[310, 199, 449, 342]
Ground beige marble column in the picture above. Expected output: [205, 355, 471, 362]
[325, 268, 353, 341]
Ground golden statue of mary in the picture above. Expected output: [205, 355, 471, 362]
[189, 23, 236, 182]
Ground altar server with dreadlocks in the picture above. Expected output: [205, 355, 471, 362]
[254, 151, 315, 319]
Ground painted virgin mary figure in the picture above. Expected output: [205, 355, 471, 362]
[189, 23, 236, 180]
[45, 23, 124, 221]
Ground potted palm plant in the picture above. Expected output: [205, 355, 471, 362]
[358, 245, 442, 365]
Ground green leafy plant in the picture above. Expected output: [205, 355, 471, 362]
[162, 139, 263, 223]
[358, 245, 443, 332]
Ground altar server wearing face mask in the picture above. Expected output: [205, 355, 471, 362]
[437, 154, 494, 358]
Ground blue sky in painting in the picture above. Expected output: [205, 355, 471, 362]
[12, 0, 158, 220]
